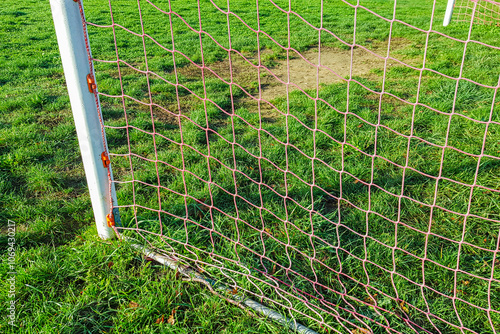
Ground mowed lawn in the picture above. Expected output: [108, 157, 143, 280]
[1, 0, 500, 333]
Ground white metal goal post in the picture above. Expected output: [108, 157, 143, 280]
[50, 0, 119, 239]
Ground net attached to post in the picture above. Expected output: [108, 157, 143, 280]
[82, 0, 500, 332]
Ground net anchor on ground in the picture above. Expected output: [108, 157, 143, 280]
[127, 238, 320, 334]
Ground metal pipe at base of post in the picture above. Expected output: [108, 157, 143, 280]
[127, 239, 319, 334]
[49, 0, 119, 239]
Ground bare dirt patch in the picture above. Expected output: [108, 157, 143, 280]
[258, 45, 388, 101]
[144, 39, 415, 122]
[99, 40, 417, 125]
[176, 39, 412, 105]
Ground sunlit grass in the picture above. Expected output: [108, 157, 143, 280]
[1, 0, 499, 333]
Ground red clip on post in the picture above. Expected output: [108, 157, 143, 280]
[106, 213, 115, 227]
[86, 74, 96, 93]
[101, 151, 110, 168]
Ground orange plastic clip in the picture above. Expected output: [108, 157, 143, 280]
[87, 74, 96, 93]
[106, 213, 115, 227]
[101, 151, 110, 168]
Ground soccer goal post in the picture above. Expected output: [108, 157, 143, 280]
[50, 0, 120, 239]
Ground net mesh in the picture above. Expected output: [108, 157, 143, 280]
[81, 0, 500, 332]
[455, 0, 500, 26]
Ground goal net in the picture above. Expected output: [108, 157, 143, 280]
[455, 0, 500, 26]
[77, 0, 499, 332]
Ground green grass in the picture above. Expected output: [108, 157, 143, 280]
[1, 0, 500, 333]
[0, 1, 292, 333]
[2, 231, 288, 333]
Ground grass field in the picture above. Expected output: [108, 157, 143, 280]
[1, 0, 500, 333]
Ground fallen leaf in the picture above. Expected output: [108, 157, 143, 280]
[107, 261, 114, 269]
[399, 300, 409, 314]
[364, 293, 378, 305]
[155, 315, 165, 324]
[197, 198, 209, 210]
[193, 198, 210, 219]
[129, 301, 139, 308]
[352, 328, 371, 334]
[271, 264, 277, 275]
[168, 309, 176, 325]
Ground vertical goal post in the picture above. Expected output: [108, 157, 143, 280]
[50, 0, 120, 239]
[444, 0, 457, 26]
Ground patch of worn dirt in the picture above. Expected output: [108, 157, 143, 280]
[108, 38, 415, 123]
[259, 45, 387, 101]
[269, 37, 414, 99]
[167, 39, 413, 119]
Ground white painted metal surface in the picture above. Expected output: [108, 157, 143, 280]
[50, 0, 119, 239]
[444, 0, 457, 26]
